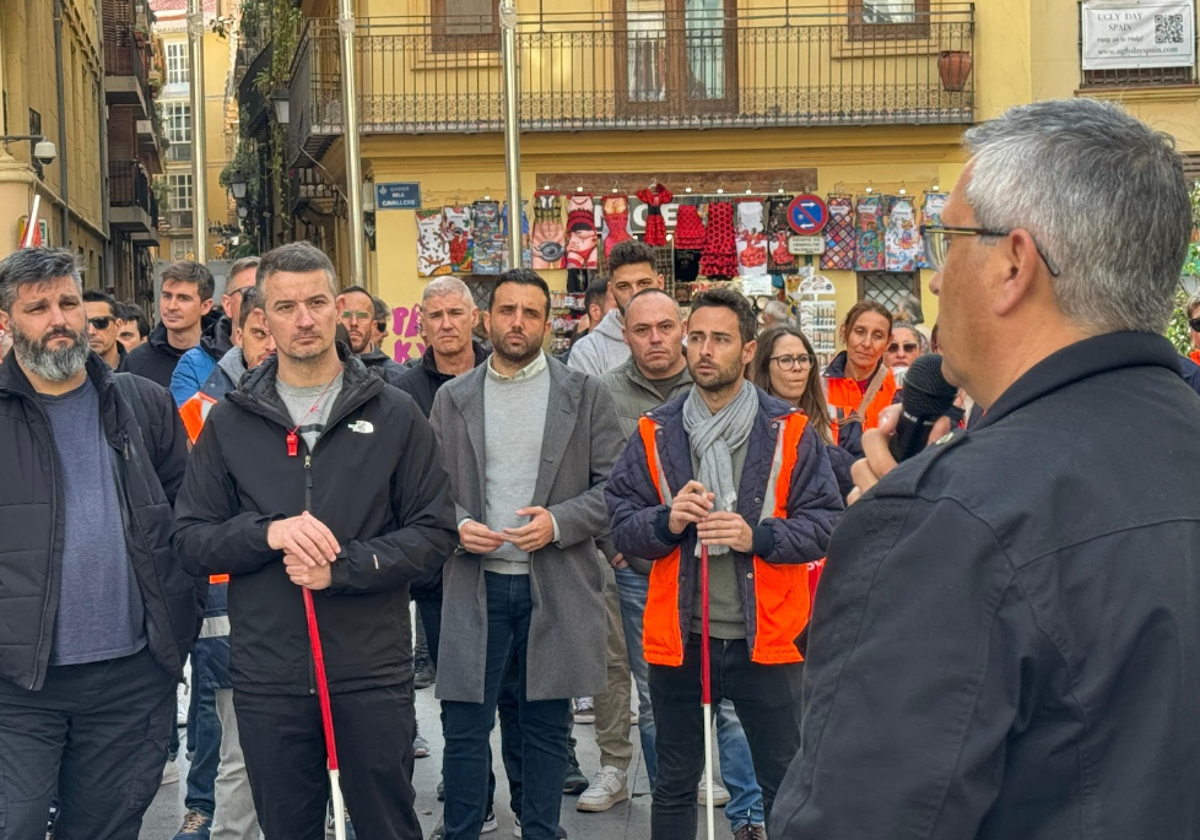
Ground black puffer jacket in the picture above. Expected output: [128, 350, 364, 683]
[391, 341, 490, 418]
[123, 322, 188, 388]
[0, 353, 196, 691]
[358, 347, 408, 388]
[171, 347, 458, 695]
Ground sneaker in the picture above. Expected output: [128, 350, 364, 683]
[630, 709, 639, 726]
[482, 809, 498, 834]
[161, 760, 180, 786]
[513, 817, 568, 838]
[563, 761, 588, 795]
[572, 696, 595, 724]
[428, 820, 444, 840]
[437, 780, 445, 801]
[576, 765, 628, 812]
[414, 656, 437, 689]
[172, 810, 212, 839]
[414, 728, 431, 759]
[698, 780, 731, 808]
[733, 824, 767, 840]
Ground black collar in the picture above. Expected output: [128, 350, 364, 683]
[975, 331, 1179, 431]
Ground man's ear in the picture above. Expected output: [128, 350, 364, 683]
[201, 298, 214, 316]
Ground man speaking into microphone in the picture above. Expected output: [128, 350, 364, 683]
[772, 99, 1200, 839]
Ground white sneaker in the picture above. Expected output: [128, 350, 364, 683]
[573, 696, 595, 724]
[698, 779, 731, 807]
[576, 765, 628, 812]
[161, 760, 180, 786]
[481, 809, 498, 834]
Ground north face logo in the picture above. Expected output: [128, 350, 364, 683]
[348, 420, 374, 434]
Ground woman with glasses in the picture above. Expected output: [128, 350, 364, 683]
[822, 300, 898, 465]
[750, 326, 835, 444]
[883, 320, 927, 385]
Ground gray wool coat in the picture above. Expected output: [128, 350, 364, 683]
[428, 355, 626, 703]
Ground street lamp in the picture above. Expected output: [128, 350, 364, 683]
[237, 205, 248, 220]
[271, 92, 291, 125]
[230, 178, 247, 200]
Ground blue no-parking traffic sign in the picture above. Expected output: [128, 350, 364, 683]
[787, 194, 829, 235]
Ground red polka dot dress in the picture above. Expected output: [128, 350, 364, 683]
[700, 202, 738, 279]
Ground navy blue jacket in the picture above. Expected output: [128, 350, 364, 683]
[605, 386, 842, 647]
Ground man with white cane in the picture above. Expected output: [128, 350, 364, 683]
[606, 287, 842, 839]
[173, 242, 457, 840]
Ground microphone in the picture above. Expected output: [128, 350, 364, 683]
[888, 354, 959, 462]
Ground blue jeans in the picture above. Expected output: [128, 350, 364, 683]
[185, 676, 221, 817]
[614, 567, 765, 830]
[443, 573, 570, 840]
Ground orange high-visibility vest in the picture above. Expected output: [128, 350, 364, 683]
[825, 366, 898, 441]
[637, 411, 815, 667]
[1190, 350, 1200, 366]
[179, 391, 219, 446]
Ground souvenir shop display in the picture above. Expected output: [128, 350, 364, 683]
[637, 182, 673, 246]
[673, 202, 707, 283]
[472, 200, 504, 275]
[602, 193, 632, 257]
[532, 190, 566, 269]
[699, 201, 738, 279]
[794, 272, 838, 368]
[854, 193, 886, 272]
[735, 200, 769, 277]
[501, 200, 531, 270]
[549, 291, 587, 355]
[766, 195, 798, 273]
[918, 192, 949, 269]
[565, 193, 599, 272]
[885, 195, 921, 273]
[821, 194, 856, 271]
[443, 205, 474, 273]
[416, 208, 451, 277]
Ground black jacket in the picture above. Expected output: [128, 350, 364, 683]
[124, 322, 189, 389]
[171, 347, 458, 696]
[774, 332, 1200, 840]
[0, 354, 196, 691]
[391, 342, 490, 418]
[199, 316, 234, 363]
[357, 347, 408, 388]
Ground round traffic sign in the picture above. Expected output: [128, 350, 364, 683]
[787, 194, 829, 235]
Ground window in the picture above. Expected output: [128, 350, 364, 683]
[166, 43, 189, 86]
[856, 272, 920, 314]
[167, 173, 193, 211]
[848, 0, 930, 40]
[431, 0, 499, 52]
[171, 238, 194, 260]
[164, 103, 191, 144]
[616, 0, 738, 117]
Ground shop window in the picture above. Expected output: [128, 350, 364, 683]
[431, 0, 499, 52]
[615, 0, 738, 117]
[848, 0, 930, 41]
[857, 271, 920, 314]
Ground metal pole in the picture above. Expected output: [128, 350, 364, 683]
[53, 0, 70, 248]
[337, 0, 366, 289]
[188, 0, 208, 264]
[500, 0, 522, 261]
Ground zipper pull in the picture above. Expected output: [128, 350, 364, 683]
[304, 454, 313, 489]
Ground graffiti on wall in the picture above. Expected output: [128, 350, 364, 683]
[390, 303, 426, 363]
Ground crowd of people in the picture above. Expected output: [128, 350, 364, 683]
[2, 96, 1200, 840]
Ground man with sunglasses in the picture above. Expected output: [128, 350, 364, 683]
[170, 258, 261, 408]
[775, 99, 1200, 840]
[83, 290, 126, 371]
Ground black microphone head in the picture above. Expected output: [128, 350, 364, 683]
[901, 354, 958, 417]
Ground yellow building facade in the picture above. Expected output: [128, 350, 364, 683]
[0, 0, 108, 278]
[272, 0, 1200, 362]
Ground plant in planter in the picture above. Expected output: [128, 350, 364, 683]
[938, 50, 973, 92]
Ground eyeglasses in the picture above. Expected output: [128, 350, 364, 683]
[341, 310, 372, 322]
[1190, 317, 1200, 333]
[888, 341, 919, 354]
[226, 286, 255, 300]
[770, 354, 816, 371]
[921, 224, 1061, 277]
[88, 317, 113, 330]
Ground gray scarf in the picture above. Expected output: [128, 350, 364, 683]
[682, 378, 758, 556]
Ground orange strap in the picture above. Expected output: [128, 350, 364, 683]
[209, 574, 229, 584]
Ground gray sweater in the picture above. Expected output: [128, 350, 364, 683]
[483, 354, 551, 574]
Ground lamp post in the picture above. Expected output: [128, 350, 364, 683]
[337, 0, 366, 288]
[188, 0, 209, 264]
[500, 0, 522, 262]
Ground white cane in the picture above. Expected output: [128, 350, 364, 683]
[700, 543, 715, 840]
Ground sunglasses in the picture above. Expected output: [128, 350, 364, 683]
[88, 317, 114, 330]
[770, 354, 816, 371]
[888, 341, 919, 354]
[1190, 317, 1200, 333]
[921, 225, 1061, 277]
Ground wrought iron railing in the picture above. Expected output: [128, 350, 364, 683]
[105, 27, 149, 97]
[110, 160, 152, 214]
[286, 5, 974, 156]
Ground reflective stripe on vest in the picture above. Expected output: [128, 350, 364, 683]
[637, 412, 816, 667]
[825, 368, 898, 432]
[179, 391, 219, 446]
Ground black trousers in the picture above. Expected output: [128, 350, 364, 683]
[0, 647, 175, 840]
[648, 634, 804, 840]
[235, 685, 419, 840]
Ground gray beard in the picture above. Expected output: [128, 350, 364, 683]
[13, 329, 89, 382]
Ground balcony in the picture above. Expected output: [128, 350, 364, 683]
[109, 160, 156, 235]
[286, 5, 974, 162]
[105, 28, 151, 116]
[240, 45, 273, 141]
[136, 118, 164, 175]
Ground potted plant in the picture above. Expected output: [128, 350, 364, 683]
[938, 50, 973, 92]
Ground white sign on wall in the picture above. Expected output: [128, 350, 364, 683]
[1082, 1, 1196, 69]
